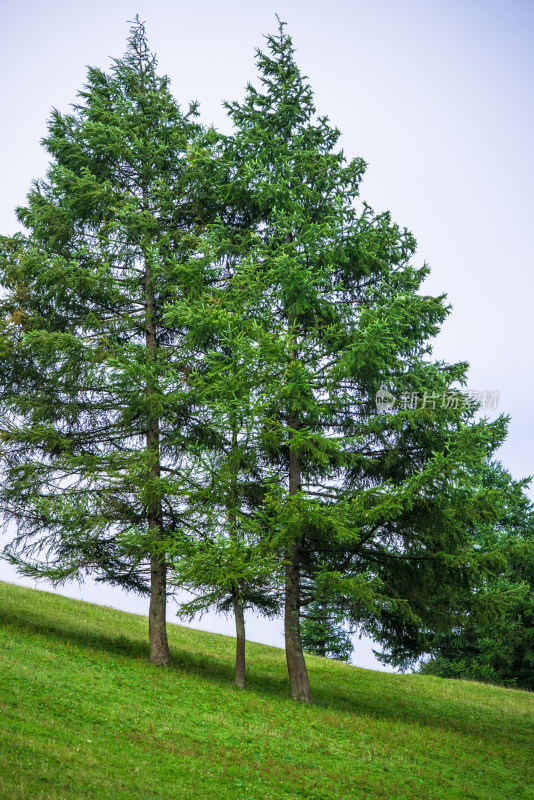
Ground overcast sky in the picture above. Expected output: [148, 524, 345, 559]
[1, 0, 532, 671]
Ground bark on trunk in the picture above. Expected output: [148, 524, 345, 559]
[284, 408, 312, 703]
[228, 402, 246, 688]
[285, 545, 311, 702]
[233, 597, 246, 689]
[283, 242, 311, 702]
[144, 201, 171, 668]
[149, 553, 171, 666]
[146, 413, 170, 666]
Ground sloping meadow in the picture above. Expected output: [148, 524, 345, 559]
[0, 581, 532, 800]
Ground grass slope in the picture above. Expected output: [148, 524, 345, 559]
[0, 581, 532, 800]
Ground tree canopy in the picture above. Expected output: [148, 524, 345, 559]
[419, 463, 534, 689]
[0, 18, 214, 666]
[0, 17, 523, 701]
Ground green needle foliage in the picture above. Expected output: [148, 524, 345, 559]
[419, 463, 534, 689]
[0, 18, 213, 667]
[162, 167, 286, 690]
[206, 19, 511, 701]
[0, 17, 520, 704]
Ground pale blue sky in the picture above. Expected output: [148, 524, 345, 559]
[1, 0, 533, 670]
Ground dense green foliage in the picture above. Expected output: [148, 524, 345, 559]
[1, 582, 533, 800]
[419, 463, 534, 689]
[0, 18, 527, 699]
[0, 20, 202, 574]
[188, 21, 512, 699]
[0, 19, 219, 665]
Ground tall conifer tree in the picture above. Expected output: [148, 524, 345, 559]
[217, 20, 508, 702]
[162, 203, 285, 689]
[0, 17, 512, 700]
[0, 19, 210, 666]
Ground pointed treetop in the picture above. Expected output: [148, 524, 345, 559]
[124, 15, 156, 71]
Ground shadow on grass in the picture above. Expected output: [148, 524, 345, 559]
[0, 604, 529, 747]
[0, 604, 286, 695]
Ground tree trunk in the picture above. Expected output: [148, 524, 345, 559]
[285, 547, 311, 702]
[146, 406, 170, 667]
[233, 596, 246, 689]
[149, 553, 171, 666]
[285, 408, 312, 703]
[228, 400, 246, 688]
[144, 205, 171, 668]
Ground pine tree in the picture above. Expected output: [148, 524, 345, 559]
[0, 19, 211, 666]
[164, 267, 284, 688]
[301, 600, 353, 661]
[419, 464, 534, 688]
[216, 19, 509, 702]
[0, 17, 514, 700]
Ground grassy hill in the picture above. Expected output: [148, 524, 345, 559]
[0, 581, 532, 800]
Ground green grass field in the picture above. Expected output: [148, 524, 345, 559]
[0, 580, 532, 800]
